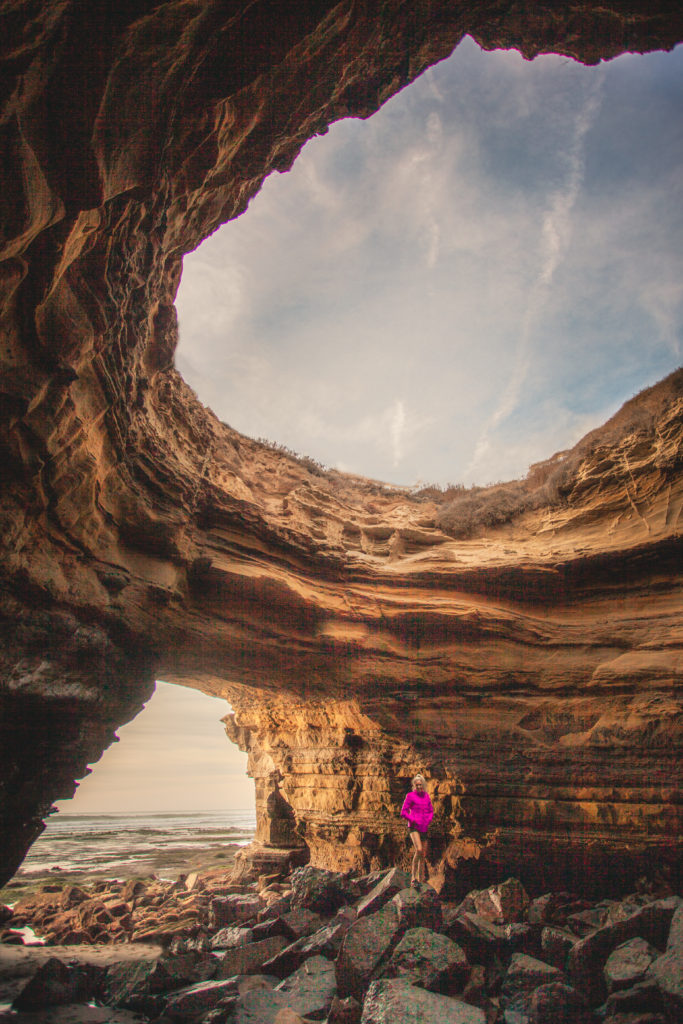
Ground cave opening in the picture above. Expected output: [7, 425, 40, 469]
[11, 683, 256, 885]
[176, 37, 683, 490]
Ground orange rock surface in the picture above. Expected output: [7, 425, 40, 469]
[0, 1, 681, 890]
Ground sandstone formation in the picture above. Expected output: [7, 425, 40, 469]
[0, 1, 681, 890]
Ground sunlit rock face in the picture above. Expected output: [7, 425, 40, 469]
[0, 1, 681, 889]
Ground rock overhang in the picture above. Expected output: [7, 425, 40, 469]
[0, 0, 681, 889]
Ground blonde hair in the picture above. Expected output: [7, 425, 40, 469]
[412, 774, 426, 787]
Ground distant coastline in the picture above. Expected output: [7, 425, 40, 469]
[12, 809, 256, 887]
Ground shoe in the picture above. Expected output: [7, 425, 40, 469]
[411, 878, 420, 889]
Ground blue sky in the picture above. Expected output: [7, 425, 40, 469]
[177, 37, 682, 487]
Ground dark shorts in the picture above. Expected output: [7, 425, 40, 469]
[407, 825, 429, 842]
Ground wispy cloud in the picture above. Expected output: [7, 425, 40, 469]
[467, 70, 606, 478]
[390, 398, 406, 465]
[176, 40, 682, 488]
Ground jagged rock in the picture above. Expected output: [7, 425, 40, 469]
[212, 926, 255, 950]
[444, 911, 538, 965]
[646, 901, 683, 1016]
[602, 978, 665, 1017]
[473, 879, 530, 925]
[391, 886, 442, 933]
[540, 926, 576, 969]
[604, 937, 659, 993]
[263, 919, 352, 978]
[210, 895, 263, 929]
[500, 953, 565, 1014]
[279, 908, 324, 940]
[567, 906, 611, 938]
[274, 955, 337, 1018]
[0, 904, 13, 924]
[216, 935, 289, 979]
[290, 867, 357, 913]
[336, 903, 402, 999]
[161, 977, 246, 1020]
[356, 869, 412, 918]
[460, 965, 498, 1023]
[568, 897, 680, 1005]
[380, 927, 469, 993]
[12, 956, 103, 1010]
[102, 953, 217, 1011]
[527, 981, 593, 1024]
[361, 978, 486, 1023]
[327, 994, 363, 1024]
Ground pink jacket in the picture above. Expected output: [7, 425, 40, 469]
[401, 790, 434, 832]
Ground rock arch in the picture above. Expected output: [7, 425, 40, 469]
[0, 1, 681, 890]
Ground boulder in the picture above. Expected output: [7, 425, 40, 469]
[162, 977, 246, 1019]
[445, 912, 538, 965]
[289, 866, 356, 913]
[527, 981, 593, 1024]
[602, 978, 665, 1017]
[222, 986, 306, 1023]
[568, 896, 680, 1005]
[102, 952, 217, 1011]
[210, 894, 263, 928]
[472, 879, 530, 925]
[501, 953, 565, 1014]
[391, 886, 442, 933]
[381, 927, 469, 994]
[264, 919, 351, 978]
[327, 994, 363, 1024]
[646, 901, 683, 1016]
[0, 904, 13, 925]
[356, 869, 412, 918]
[12, 957, 103, 1011]
[274, 955, 337, 1018]
[527, 893, 585, 927]
[212, 926, 255, 950]
[604, 937, 659, 993]
[336, 903, 402, 999]
[59, 884, 90, 909]
[217, 935, 290, 978]
[361, 978, 486, 1023]
[280, 908, 324, 940]
[540, 926, 575, 970]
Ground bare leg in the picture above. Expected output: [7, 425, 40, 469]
[420, 840, 429, 882]
[409, 831, 423, 881]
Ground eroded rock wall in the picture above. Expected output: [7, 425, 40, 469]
[0, 1, 681, 888]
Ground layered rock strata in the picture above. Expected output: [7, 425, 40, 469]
[0, 1, 681, 888]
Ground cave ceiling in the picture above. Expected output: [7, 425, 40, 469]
[0, 0, 681, 889]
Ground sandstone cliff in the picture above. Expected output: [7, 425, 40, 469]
[0, 1, 681, 890]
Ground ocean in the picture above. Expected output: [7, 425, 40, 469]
[17, 809, 256, 880]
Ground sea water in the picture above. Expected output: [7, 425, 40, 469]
[17, 809, 256, 879]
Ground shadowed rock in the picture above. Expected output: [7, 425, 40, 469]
[361, 978, 486, 1023]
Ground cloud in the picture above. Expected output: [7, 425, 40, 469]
[467, 69, 606, 477]
[391, 399, 406, 465]
[175, 40, 682, 490]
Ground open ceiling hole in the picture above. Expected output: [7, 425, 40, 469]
[176, 38, 682, 488]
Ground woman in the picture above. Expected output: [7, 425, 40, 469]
[400, 774, 434, 887]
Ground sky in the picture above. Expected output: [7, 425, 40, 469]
[176, 36, 682, 487]
[57, 682, 254, 814]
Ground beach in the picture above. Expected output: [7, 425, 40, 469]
[3, 809, 255, 899]
[0, 810, 257, 1021]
